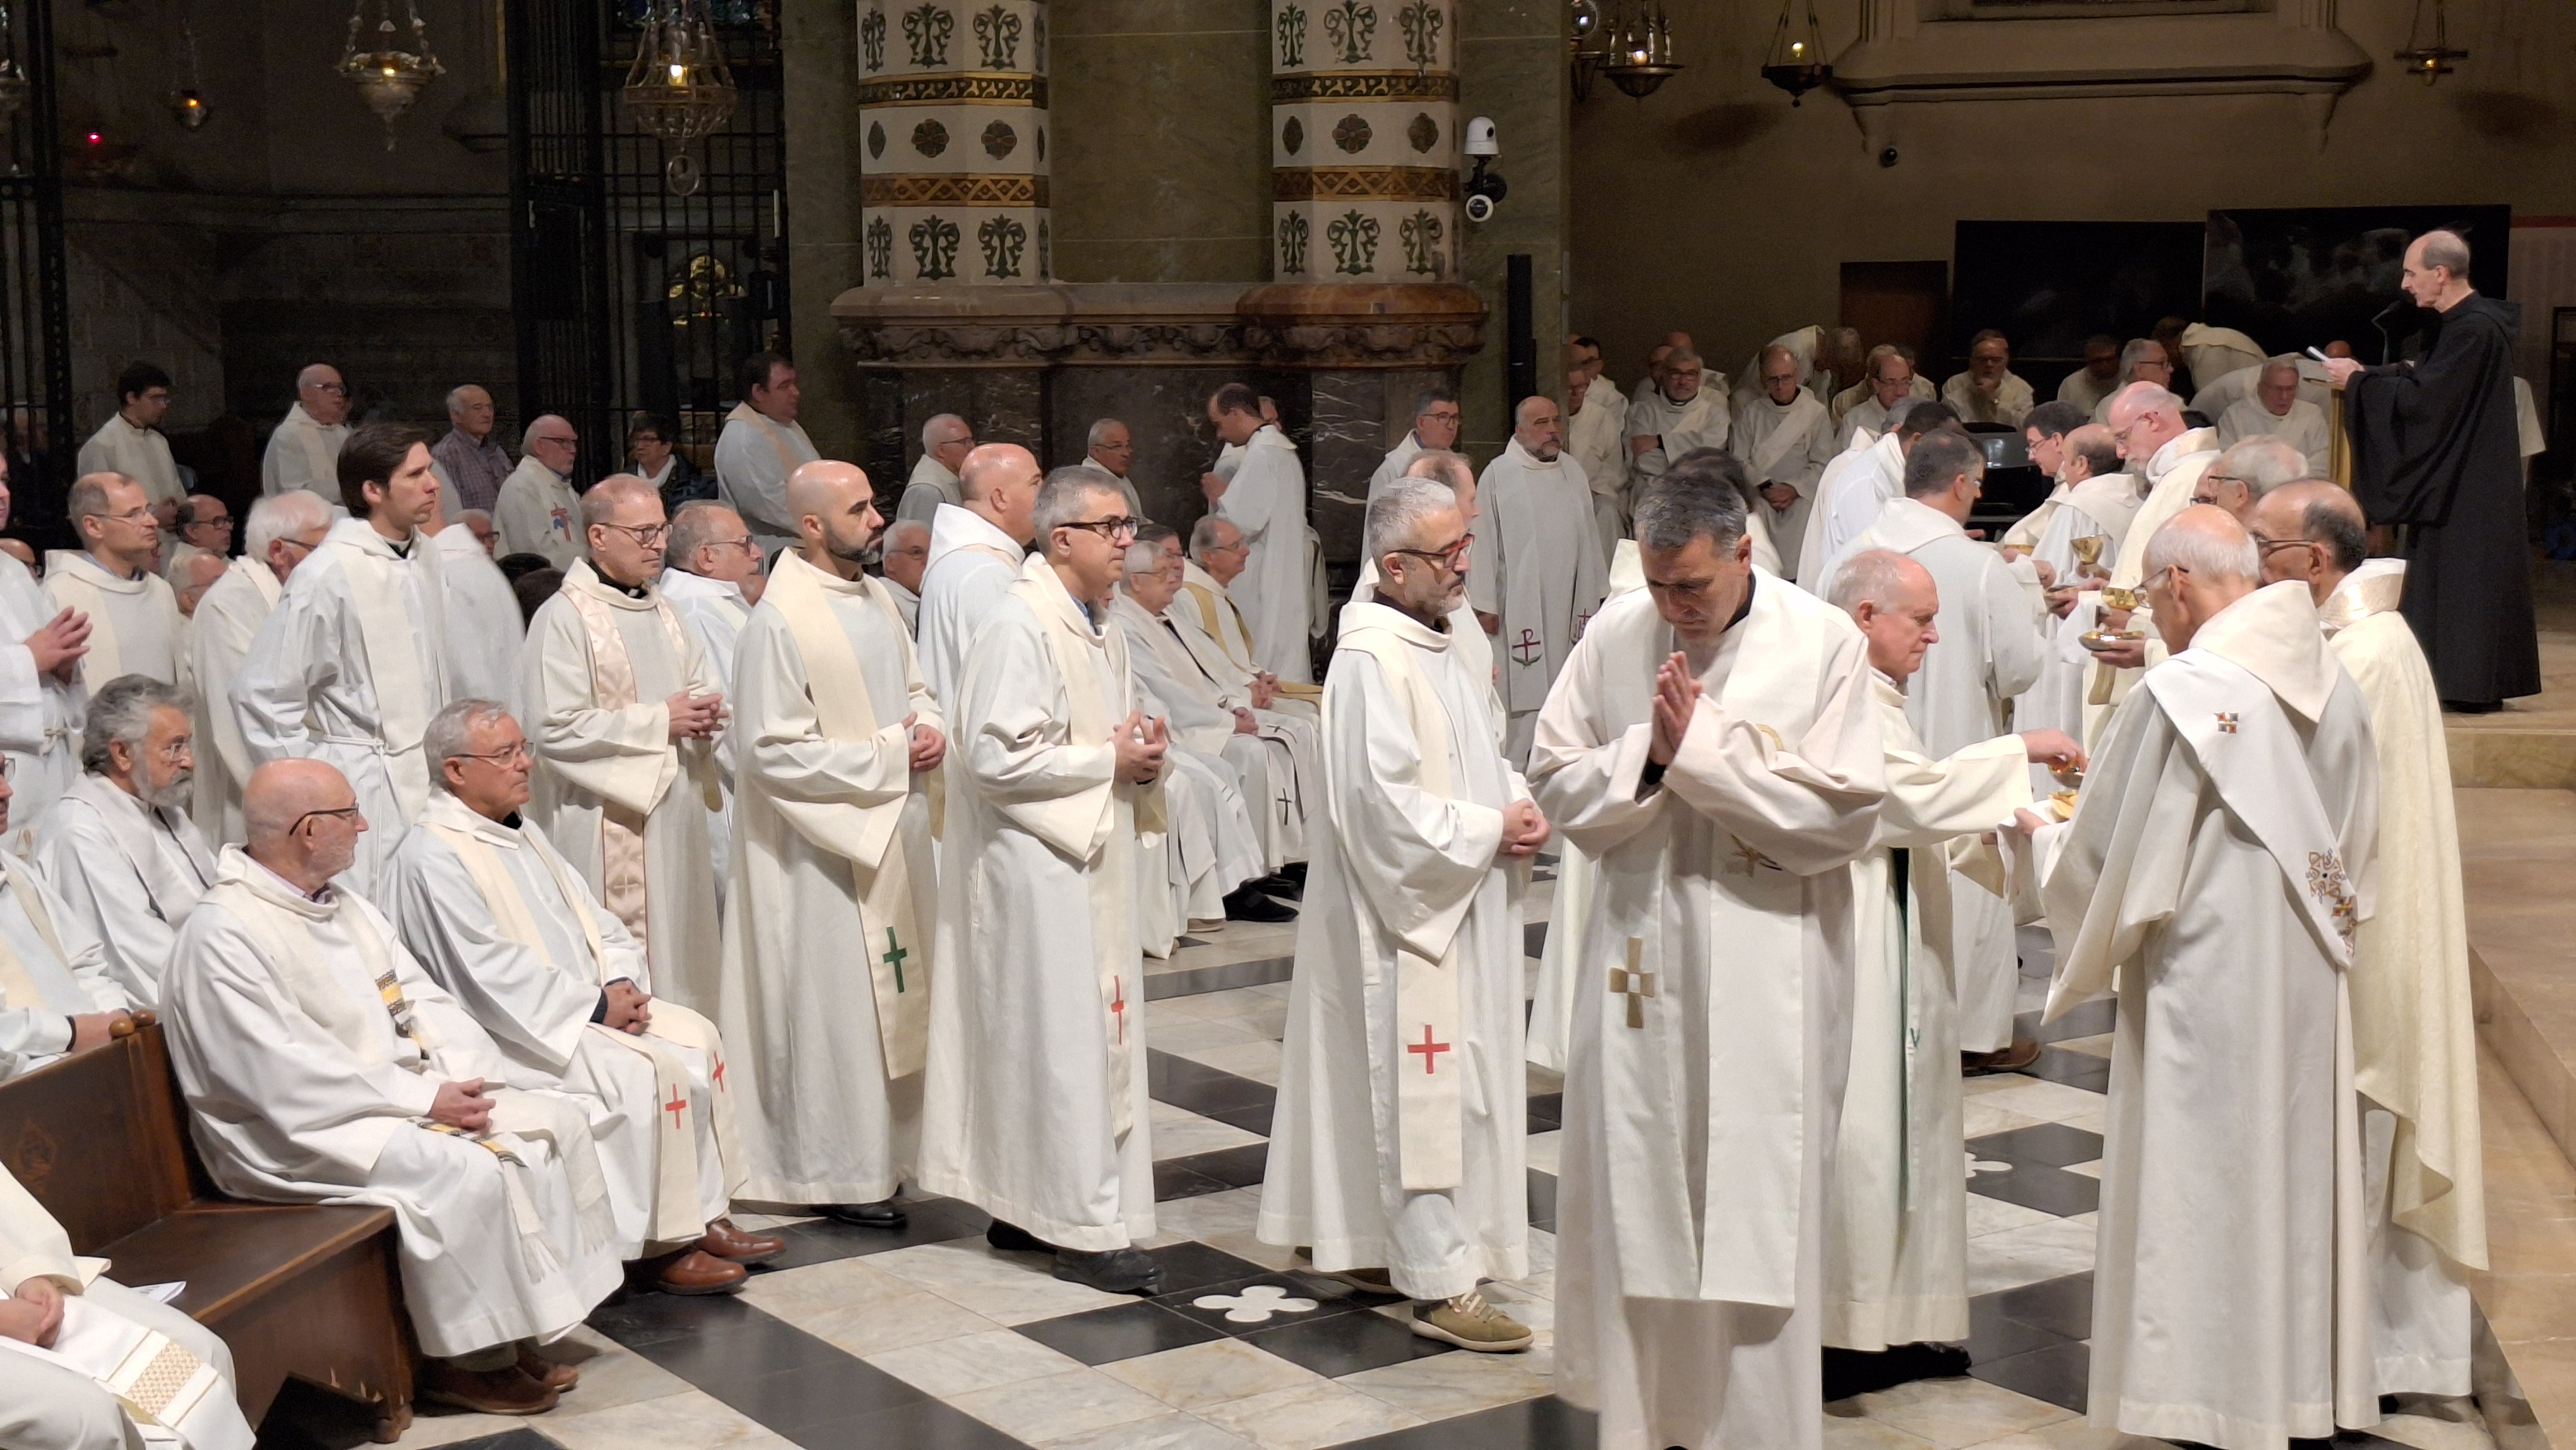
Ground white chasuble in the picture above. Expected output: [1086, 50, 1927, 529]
[0, 553, 79, 841]
[1825, 677, 2028, 1351]
[1210, 425, 1315, 684]
[42, 551, 186, 691]
[33, 774, 216, 1011]
[921, 554, 1164, 1252]
[187, 558, 280, 844]
[2036, 582, 2378, 1447]
[917, 502, 1028, 714]
[431, 523, 528, 721]
[232, 518, 449, 896]
[2078, 428, 2219, 746]
[1529, 539, 1642, 1072]
[713, 404, 820, 544]
[1529, 575, 1885, 1450]
[2320, 563, 2484, 1402]
[659, 567, 751, 894]
[522, 563, 723, 1014]
[720, 553, 941, 1204]
[1797, 430, 1904, 590]
[1731, 390, 1836, 578]
[1482, 440, 1610, 765]
[388, 795, 738, 1254]
[1258, 601, 1530, 1302]
[163, 848, 622, 1360]
[0, 854, 134, 1081]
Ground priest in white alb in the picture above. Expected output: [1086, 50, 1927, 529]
[712, 352, 821, 548]
[494, 417, 585, 569]
[162, 759, 623, 1417]
[0, 767, 134, 1083]
[2218, 358, 2332, 476]
[659, 499, 764, 892]
[2070, 385, 2221, 746]
[0, 1162, 253, 1450]
[1937, 330, 2035, 428]
[1996, 402, 2088, 555]
[1364, 389, 1460, 504]
[1624, 347, 1727, 491]
[1797, 401, 1957, 592]
[920, 469, 1171, 1296]
[1179, 513, 1325, 717]
[1734, 345, 1837, 579]
[2013, 424, 2133, 761]
[1568, 368, 1629, 560]
[45, 473, 187, 692]
[1202, 382, 1314, 684]
[35, 678, 217, 1012]
[1482, 397, 1608, 764]
[915, 445, 1039, 711]
[75, 362, 183, 518]
[1819, 550, 2078, 1382]
[2018, 507, 2378, 1449]
[386, 700, 777, 1295]
[429, 508, 527, 721]
[233, 426, 450, 897]
[721, 461, 946, 1227]
[1260, 475, 1548, 1351]
[1530, 479, 1886, 1450]
[259, 364, 351, 500]
[893, 414, 974, 529]
[0, 455, 90, 837]
[191, 493, 328, 843]
[520, 476, 724, 1015]
[2251, 483, 2486, 1430]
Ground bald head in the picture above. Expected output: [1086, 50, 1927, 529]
[579, 472, 658, 529]
[2249, 480, 2369, 601]
[1831, 549, 1941, 681]
[243, 758, 364, 887]
[297, 363, 349, 426]
[2107, 382, 2186, 464]
[2061, 424, 2120, 483]
[787, 458, 883, 575]
[960, 442, 1042, 544]
[1402, 448, 1480, 522]
[785, 458, 871, 524]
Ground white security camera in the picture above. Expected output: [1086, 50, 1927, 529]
[1462, 117, 1505, 223]
[1464, 117, 1500, 157]
[1465, 193, 1496, 224]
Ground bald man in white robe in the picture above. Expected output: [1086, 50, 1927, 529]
[1734, 345, 1837, 578]
[1484, 398, 1608, 765]
[259, 364, 352, 500]
[190, 493, 330, 845]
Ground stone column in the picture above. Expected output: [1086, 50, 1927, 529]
[1269, 0, 1460, 285]
[857, 0, 1051, 287]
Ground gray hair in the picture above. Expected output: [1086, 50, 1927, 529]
[2419, 229, 2472, 282]
[1031, 465, 1124, 548]
[458, 508, 493, 529]
[1902, 431, 1984, 498]
[1363, 476, 1459, 565]
[1633, 462, 1749, 554]
[1826, 548, 1923, 614]
[2260, 356, 2302, 385]
[80, 675, 189, 777]
[883, 516, 931, 548]
[520, 414, 568, 452]
[245, 489, 330, 557]
[921, 412, 969, 450]
[1122, 540, 1161, 575]
[1402, 448, 1476, 494]
[67, 472, 128, 521]
[1189, 513, 1241, 560]
[1085, 417, 1126, 450]
[2120, 338, 2166, 379]
[2142, 513, 2260, 585]
[2214, 437, 2308, 498]
[667, 498, 744, 563]
[444, 385, 486, 416]
[424, 698, 516, 793]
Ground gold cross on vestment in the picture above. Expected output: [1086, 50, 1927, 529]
[1607, 937, 1655, 1029]
[1726, 837, 1774, 877]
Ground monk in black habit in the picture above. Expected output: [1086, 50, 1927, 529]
[2327, 228, 2539, 711]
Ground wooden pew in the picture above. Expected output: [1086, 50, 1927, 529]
[0, 1021, 416, 1442]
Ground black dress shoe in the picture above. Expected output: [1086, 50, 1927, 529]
[1248, 871, 1303, 900]
[1052, 1246, 1166, 1295]
[817, 1200, 907, 1228]
[986, 1220, 1049, 1252]
[1278, 862, 1307, 886]
[1224, 885, 1297, 922]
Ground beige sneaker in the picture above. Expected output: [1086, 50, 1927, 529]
[1411, 1291, 1532, 1351]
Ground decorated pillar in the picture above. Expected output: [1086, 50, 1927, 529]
[856, 0, 1050, 287]
[1270, 0, 1459, 284]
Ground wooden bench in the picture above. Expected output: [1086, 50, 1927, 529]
[0, 1020, 416, 1442]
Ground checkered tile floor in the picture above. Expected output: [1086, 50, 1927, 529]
[256, 906, 2426, 1450]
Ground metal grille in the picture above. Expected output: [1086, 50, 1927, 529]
[509, 0, 787, 488]
[0, 0, 71, 548]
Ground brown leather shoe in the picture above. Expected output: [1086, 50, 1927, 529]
[696, 1218, 785, 1265]
[655, 1248, 748, 1296]
[419, 1362, 559, 1415]
[515, 1348, 578, 1393]
[1961, 1036, 2044, 1077]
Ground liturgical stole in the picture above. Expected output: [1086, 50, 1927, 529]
[559, 565, 715, 957]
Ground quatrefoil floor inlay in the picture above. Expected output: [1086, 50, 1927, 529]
[1191, 1284, 1320, 1323]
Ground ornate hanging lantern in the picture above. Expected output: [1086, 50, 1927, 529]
[2394, 0, 2465, 85]
[1568, 0, 1605, 104]
[623, 0, 739, 198]
[1597, 0, 1679, 101]
[1760, 0, 1828, 105]
[170, 15, 212, 131]
[338, 0, 445, 150]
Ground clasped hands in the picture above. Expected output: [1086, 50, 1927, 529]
[1648, 652, 1704, 767]
[898, 713, 947, 773]
[664, 689, 729, 743]
[604, 978, 652, 1034]
[0, 1275, 63, 1347]
[1114, 710, 1169, 784]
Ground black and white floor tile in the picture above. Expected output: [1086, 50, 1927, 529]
[257, 905, 2422, 1450]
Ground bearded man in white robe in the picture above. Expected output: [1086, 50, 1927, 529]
[1818, 551, 2079, 1389]
[1625, 347, 1728, 493]
[1364, 388, 1460, 505]
[45, 473, 186, 693]
[712, 353, 821, 548]
[1530, 479, 1887, 1450]
[0, 458, 91, 838]
[2069, 384, 2221, 746]
[1260, 475, 1549, 1351]
[494, 417, 584, 569]
[1836, 433, 2051, 1065]
[1483, 397, 1609, 765]
[722, 462, 948, 1227]
[163, 760, 623, 1417]
[234, 424, 453, 898]
[2252, 483, 2486, 1429]
[0, 1163, 253, 1450]
[920, 469, 1171, 1297]
[1202, 382, 1314, 685]
[659, 500, 763, 892]
[520, 476, 724, 1016]
[0, 769, 134, 1082]
[1799, 402, 1960, 588]
[893, 414, 973, 529]
[189, 493, 328, 845]
[387, 700, 776, 1294]
[915, 445, 1039, 710]
[259, 364, 351, 500]
[35, 679, 217, 1012]
[1734, 345, 1837, 578]
[2018, 507, 2378, 1449]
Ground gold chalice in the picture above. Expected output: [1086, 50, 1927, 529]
[2101, 585, 2141, 612]
[2070, 534, 2106, 580]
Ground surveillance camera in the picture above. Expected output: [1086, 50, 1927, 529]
[1465, 193, 1496, 224]
[1464, 117, 1499, 158]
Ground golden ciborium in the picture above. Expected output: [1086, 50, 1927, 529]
[2070, 533, 2106, 580]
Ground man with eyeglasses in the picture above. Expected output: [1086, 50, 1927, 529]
[43, 472, 188, 694]
[1260, 473, 1549, 1355]
[76, 361, 183, 522]
[259, 362, 352, 501]
[2250, 481, 2484, 1434]
[1624, 345, 1729, 492]
[895, 412, 976, 529]
[2218, 358, 2331, 477]
[188, 490, 330, 844]
[496, 415, 586, 568]
[924, 467, 1172, 1297]
[720, 460, 946, 1230]
[660, 499, 765, 892]
[520, 475, 726, 1017]
[2073, 381, 2221, 746]
[1938, 328, 2035, 429]
[875, 516, 929, 633]
[33, 676, 215, 1012]
[164, 493, 234, 584]
[2190, 435, 2309, 521]
[1734, 344, 1839, 578]
[1364, 388, 1463, 507]
[1481, 396, 1609, 767]
[1082, 417, 1143, 518]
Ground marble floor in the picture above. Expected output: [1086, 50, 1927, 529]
[258, 899, 2454, 1450]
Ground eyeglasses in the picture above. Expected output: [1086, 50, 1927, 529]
[532, 434, 577, 449]
[309, 383, 349, 397]
[1421, 409, 1462, 425]
[143, 739, 190, 765]
[276, 536, 319, 556]
[1059, 516, 1139, 542]
[445, 742, 531, 767]
[597, 522, 671, 546]
[289, 805, 362, 834]
[97, 507, 155, 527]
[192, 516, 234, 530]
[2251, 535, 2320, 556]
[1390, 532, 1474, 572]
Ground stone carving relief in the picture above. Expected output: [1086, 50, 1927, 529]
[910, 215, 962, 280]
[904, 3, 955, 67]
[1396, 0, 1442, 66]
[1277, 4, 1307, 68]
[982, 119, 1018, 158]
[975, 4, 1022, 69]
[1322, 0, 1377, 64]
